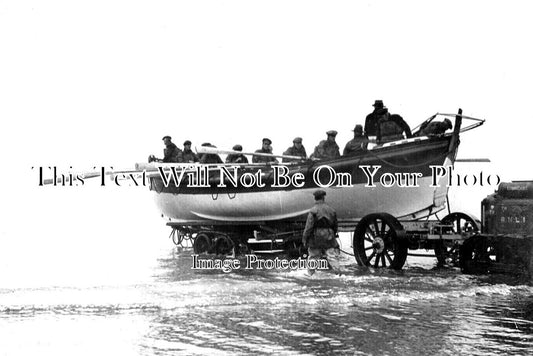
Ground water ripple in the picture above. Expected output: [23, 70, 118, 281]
[2, 250, 533, 355]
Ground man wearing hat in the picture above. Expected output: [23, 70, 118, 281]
[182, 140, 199, 163]
[252, 138, 279, 164]
[282, 137, 307, 163]
[364, 100, 385, 137]
[343, 124, 369, 156]
[310, 130, 340, 160]
[148, 136, 182, 163]
[226, 144, 249, 164]
[199, 142, 223, 164]
[417, 118, 453, 136]
[302, 189, 341, 275]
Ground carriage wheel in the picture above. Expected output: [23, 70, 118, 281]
[215, 234, 235, 256]
[435, 213, 481, 266]
[460, 236, 497, 274]
[193, 233, 212, 254]
[353, 213, 408, 270]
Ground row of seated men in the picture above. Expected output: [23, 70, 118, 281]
[150, 100, 452, 164]
[150, 131, 362, 164]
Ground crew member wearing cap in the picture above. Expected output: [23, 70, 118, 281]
[343, 124, 369, 156]
[417, 118, 453, 136]
[302, 189, 341, 276]
[364, 100, 385, 137]
[310, 130, 340, 160]
[182, 140, 199, 163]
[226, 144, 249, 164]
[199, 142, 223, 164]
[148, 136, 182, 163]
[282, 137, 307, 163]
[252, 138, 278, 164]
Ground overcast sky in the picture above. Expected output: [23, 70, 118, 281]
[1, 1, 532, 250]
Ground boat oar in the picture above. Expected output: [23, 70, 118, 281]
[42, 171, 102, 185]
[195, 146, 307, 162]
[455, 158, 491, 163]
[41, 167, 146, 185]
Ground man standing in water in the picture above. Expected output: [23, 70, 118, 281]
[302, 189, 341, 275]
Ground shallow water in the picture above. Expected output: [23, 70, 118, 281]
[2, 243, 533, 356]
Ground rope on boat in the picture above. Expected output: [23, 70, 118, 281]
[335, 235, 356, 256]
[339, 248, 355, 256]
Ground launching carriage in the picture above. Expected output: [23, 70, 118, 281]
[146, 109, 486, 270]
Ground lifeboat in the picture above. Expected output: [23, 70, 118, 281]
[146, 110, 483, 228]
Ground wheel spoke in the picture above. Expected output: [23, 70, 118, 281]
[368, 251, 376, 263]
[355, 214, 409, 270]
[385, 251, 393, 264]
[373, 220, 380, 236]
[381, 221, 387, 235]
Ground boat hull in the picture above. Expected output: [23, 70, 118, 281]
[150, 135, 455, 226]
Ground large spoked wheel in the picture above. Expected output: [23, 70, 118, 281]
[435, 213, 481, 266]
[353, 213, 408, 270]
[460, 236, 497, 274]
[193, 233, 212, 254]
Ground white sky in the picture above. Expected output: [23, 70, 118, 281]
[0, 1, 532, 280]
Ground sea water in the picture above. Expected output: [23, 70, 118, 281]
[1, 182, 533, 355]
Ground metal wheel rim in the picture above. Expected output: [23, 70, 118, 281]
[361, 217, 397, 268]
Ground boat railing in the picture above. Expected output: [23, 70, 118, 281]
[137, 112, 485, 173]
[411, 112, 485, 135]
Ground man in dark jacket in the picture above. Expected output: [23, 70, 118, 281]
[282, 137, 307, 163]
[364, 100, 385, 137]
[343, 124, 368, 156]
[418, 118, 452, 136]
[159, 136, 182, 163]
[199, 143, 223, 164]
[376, 108, 412, 143]
[302, 189, 341, 275]
[182, 140, 199, 163]
[252, 138, 278, 164]
[226, 144, 249, 164]
[311, 131, 341, 160]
